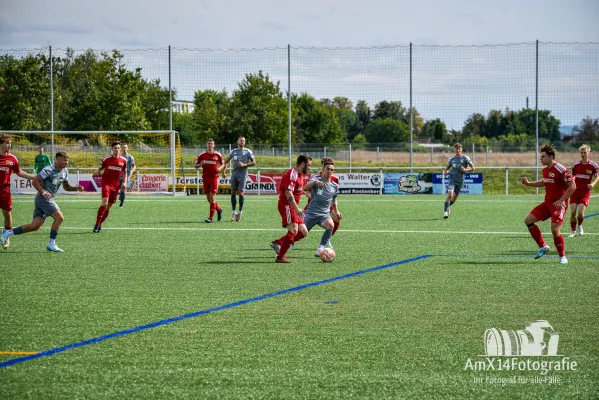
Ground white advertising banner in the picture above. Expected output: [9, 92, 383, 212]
[336, 173, 383, 194]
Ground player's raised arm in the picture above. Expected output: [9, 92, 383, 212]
[62, 181, 83, 192]
[521, 176, 544, 187]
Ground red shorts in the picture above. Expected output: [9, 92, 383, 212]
[530, 200, 568, 225]
[0, 187, 12, 211]
[278, 201, 304, 227]
[203, 178, 219, 194]
[570, 191, 590, 207]
[101, 185, 119, 204]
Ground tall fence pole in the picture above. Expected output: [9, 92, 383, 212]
[287, 44, 292, 168]
[535, 40, 539, 195]
[169, 46, 172, 131]
[409, 42, 413, 174]
[49, 45, 55, 159]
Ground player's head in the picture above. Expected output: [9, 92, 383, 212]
[0, 133, 11, 151]
[322, 162, 335, 179]
[321, 156, 334, 166]
[38, 146, 45, 154]
[237, 136, 246, 148]
[296, 154, 312, 174]
[579, 144, 591, 161]
[111, 142, 121, 156]
[121, 143, 129, 154]
[206, 138, 215, 150]
[539, 144, 556, 166]
[55, 151, 70, 169]
[454, 143, 463, 155]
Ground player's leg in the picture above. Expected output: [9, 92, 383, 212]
[526, 204, 550, 258]
[443, 188, 454, 218]
[118, 178, 125, 207]
[277, 221, 299, 263]
[4, 214, 45, 248]
[230, 176, 238, 220]
[315, 217, 334, 256]
[95, 186, 111, 232]
[236, 174, 248, 221]
[100, 190, 118, 225]
[568, 200, 578, 237]
[576, 201, 587, 235]
[550, 201, 568, 263]
[47, 210, 65, 252]
[1, 207, 12, 249]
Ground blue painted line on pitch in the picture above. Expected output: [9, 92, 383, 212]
[584, 212, 599, 219]
[0, 254, 432, 369]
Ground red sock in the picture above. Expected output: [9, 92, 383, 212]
[278, 232, 295, 258]
[96, 206, 107, 226]
[215, 202, 221, 212]
[570, 221, 577, 231]
[528, 225, 546, 248]
[209, 203, 216, 218]
[577, 217, 584, 226]
[4, 226, 11, 231]
[101, 208, 110, 224]
[294, 231, 305, 243]
[332, 220, 340, 236]
[553, 235, 565, 257]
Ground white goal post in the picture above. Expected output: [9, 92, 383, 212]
[1, 130, 179, 196]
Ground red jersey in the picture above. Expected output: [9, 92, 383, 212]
[279, 167, 305, 203]
[196, 151, 223, 179]
[0, 153, 21, 189]
[542, 162, 573, 203]
[100, 155, 127, 188]
[571, 160, 598, 194]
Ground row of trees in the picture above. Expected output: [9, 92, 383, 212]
[1, 49, 597, 146]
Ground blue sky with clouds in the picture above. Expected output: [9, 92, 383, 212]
[1, 0, 598, 128]
[2, 0, 597, 48]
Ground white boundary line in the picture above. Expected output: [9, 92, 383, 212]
[56, 226, 599, 235]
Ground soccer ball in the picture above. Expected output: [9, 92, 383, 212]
[320, 248, 336, 262]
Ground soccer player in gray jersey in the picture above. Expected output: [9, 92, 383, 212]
[1, 152, 83, 252]
[296, 161, 342, 257]
[443, 143, 475, 218]
[222, 136, 255, 221]
[119, 143, 136, 208]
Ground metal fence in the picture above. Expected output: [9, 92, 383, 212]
[2, 42, 598, 172]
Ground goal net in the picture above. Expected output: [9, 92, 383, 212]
[2, 130, 182, 195]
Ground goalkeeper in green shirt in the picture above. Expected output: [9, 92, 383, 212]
[34, 147, 52, 174]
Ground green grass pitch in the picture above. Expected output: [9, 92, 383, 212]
[1, 194, 598, 399]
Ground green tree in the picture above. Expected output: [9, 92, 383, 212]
[574, 117, 599, 142]
[462, 113, 486, 137]
[485, 109, 507, 138]
[0, 53, 51, 130]
[58, 49, 151, 132]
[229, 71, 288, 144]
[364, 118, 409, 143]
[292, 93, 345, 143]
[373, 100, 406, 121]
[422, 118, 447, 141]
[348, 100, 371, 140]
[192, 89, 232, 143]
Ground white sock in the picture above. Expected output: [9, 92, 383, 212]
[49, 239, 56, 246]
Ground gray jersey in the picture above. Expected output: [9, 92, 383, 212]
[227, 148, 255, 176]
[305, 177, 339, 218]
[446, 154, 473, 185]
[37, 165, 69, 197]
[125, 154, 135, 175]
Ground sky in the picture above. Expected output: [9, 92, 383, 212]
[1, 0, 598, 129]
[1, 0, 598, 49]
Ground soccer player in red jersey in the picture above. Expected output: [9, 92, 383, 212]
[302, 157, 342, 250]
[270, 154, 312, 263]
[195, 138, 225, 223]
[0, 134, 36, 249]
[521, 144, 576, 264]
[567, 144, 599, 237]
[93, 142, 127, 232]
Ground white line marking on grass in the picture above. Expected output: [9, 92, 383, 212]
[57, 226, 599, 235]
